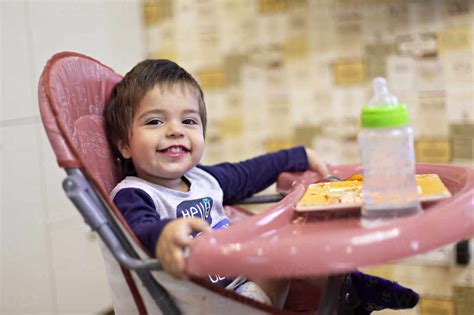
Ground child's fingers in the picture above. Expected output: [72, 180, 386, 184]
[162, 245, 186, 279]
[306, 149, 329, 176]
[172, 218, 210, 247]
[186, 217, 212, 233]
[314, 161, 329, 177]
[157, 218, 211, 279]
[170, 219, 211, 277]
[170, 247, 187, 278]
[159, 236, 187, 279]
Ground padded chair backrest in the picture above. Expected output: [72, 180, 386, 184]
[38, 52, 150, 314]
[38, 52, 123, 194]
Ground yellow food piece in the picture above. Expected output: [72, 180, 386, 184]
[298, 181, 362, 206]
[416, 174, 450, 196]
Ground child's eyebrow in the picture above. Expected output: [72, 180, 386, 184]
[181, 109, 200, 115]
[137, 108, 200, 120]
[137, 109, 165, 120]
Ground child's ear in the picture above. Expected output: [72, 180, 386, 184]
[117, 140, 131, 159]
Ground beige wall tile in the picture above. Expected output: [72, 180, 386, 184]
[1, 123, 54, 313]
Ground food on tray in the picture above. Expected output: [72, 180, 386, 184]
[295, 174, 451, 212]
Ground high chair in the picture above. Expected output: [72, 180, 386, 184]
[38, 51, 331, 315]
[38, 51, 474, 315]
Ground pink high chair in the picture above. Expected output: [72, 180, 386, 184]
[38, 51, 474, 315]
[38, 51, 328, 315]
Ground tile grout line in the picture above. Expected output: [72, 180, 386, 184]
[0, 116, 40, 127]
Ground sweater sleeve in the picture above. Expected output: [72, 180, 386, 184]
[198, 146, 308, 204]
[113, 188, 173, 255]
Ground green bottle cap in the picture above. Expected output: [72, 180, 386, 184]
[361, 103, 409, 128]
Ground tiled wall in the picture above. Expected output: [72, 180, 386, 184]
[143, 0, 473, 166]
[1, 1, 144, 313]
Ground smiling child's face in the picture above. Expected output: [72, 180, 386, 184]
[118, 83, 205, 191]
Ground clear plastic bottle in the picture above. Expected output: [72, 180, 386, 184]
[358, 77, 420, 225]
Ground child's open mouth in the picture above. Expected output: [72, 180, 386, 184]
[158, 145, 189, 157]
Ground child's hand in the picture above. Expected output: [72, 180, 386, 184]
[305, 148, 329, 177]
[155, 217, 211, 279]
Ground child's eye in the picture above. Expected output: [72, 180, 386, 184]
[182, 118, 198, 125]
[146, 119, 163, 126]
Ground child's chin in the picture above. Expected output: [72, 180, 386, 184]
[161, 168, 193, 178]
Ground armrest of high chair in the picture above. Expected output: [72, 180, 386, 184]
[62, 169, 162, 271]
[236, 194, 284, 204]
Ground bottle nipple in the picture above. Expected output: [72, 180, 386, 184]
[369, 77, 398, 106]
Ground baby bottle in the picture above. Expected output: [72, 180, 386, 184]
[358, 77, 420, 225]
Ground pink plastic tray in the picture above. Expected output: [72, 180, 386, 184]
[186, 163, 474, 278]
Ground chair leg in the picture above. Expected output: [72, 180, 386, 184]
[456, 240, 471, 265]
[316, 274, 346, 315]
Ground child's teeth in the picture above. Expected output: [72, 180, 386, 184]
[170, 147, 181, 153]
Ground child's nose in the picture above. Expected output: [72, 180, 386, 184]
[166, 121, 184, 137]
